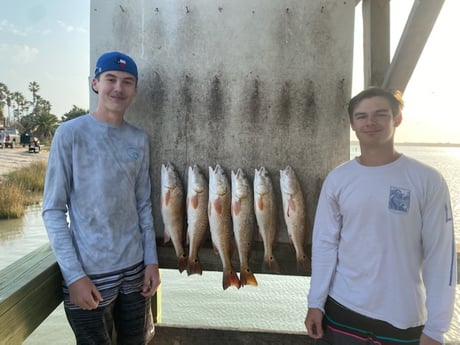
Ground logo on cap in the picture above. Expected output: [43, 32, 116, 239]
[118, 58, 127, 68]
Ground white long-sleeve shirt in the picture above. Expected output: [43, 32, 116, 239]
[308, 155, 456, 343]
[42, 114, 158, 286]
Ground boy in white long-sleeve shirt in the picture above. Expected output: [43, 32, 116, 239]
[43, 51, 161, 344]
[305, 87, 456, 345]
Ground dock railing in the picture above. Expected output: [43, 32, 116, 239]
[0, 243, 311, 345]
[2, 243, 459, 344]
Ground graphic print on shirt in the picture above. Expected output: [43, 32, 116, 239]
[126, 146, 140, 160]
[388, 186, 410, 213]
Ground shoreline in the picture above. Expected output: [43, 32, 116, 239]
[0, 147, 49, 179]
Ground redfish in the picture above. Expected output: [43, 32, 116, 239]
[231, 168, 258, 287]
[160, 162, 187, 273]
[208, 164, 241, 290]
[186, 164, 209, 276]
[254, 167, 280, 274]
[280, 165, 310, 273]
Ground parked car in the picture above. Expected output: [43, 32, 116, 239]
[4, 128, 21, 148]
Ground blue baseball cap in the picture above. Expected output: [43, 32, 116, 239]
[94, 51, 138, 80]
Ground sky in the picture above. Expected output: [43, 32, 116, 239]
[0, 0, 459, 144]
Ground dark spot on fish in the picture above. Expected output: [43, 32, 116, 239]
[186, 6, 190, 14]
[218, 6, 223, 12]
[119, 5, 125, 12]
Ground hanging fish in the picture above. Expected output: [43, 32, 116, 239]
[208, 164, 241, 290]
[186, 164, 209, 276]
[160, 162, 187, 273]
[254, 166, 280, 274]
[231, 168, 258, 287]
[280, 165, 310, 273]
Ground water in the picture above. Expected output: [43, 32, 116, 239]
[1, 144, 460, 344]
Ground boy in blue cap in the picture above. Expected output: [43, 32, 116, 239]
[43, 51, 160, 344]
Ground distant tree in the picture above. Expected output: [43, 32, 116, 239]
[18, 114, 36, 134]
[33, 112, 60, 140]
[28, 81, 40, 113]
[0, 82, 8, 126]
[11, 91, 28, 120]
[61, 105, 88, 122]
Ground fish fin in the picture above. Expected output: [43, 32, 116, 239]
[287, 232, 293, 245]
[212, 242, 219, 255]
[187, 256, 203, 276]
[178, 254, 188, 274]
[223, 269, 241, 290]
[163, 231, 171, 244]
[296, 254, 312, 275]
[257, 197, 264, 211]
[233, 199, 241, 216]
[240, 267, 258, 287]
[263, 255, 281, 274]
[191, 194, 199, 209]
[213, 198, 223, 214]
[165, 189, 171, 206]
[287, 196, 296, 216]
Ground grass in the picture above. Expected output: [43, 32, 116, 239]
[0, 160, 47, 219]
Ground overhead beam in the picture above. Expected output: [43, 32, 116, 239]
[362, 0, 390, 88]
[383, 0, 445, 93]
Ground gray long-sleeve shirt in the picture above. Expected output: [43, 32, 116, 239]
[42, 114, 158, 286]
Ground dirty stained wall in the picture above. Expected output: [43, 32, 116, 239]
[90, 0, 354, 249]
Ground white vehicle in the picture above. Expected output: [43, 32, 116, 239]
[4, 128, 20, 148]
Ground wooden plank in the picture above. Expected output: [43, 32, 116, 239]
[0, 244, 62, 345]
[152, 324, 312, 345]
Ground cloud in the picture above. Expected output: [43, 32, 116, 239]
[0, 19, 29, 36]
[0, 44, 39, 64]
[57, 20, 87, 33]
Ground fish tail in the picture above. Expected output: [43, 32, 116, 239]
[296, 254, 311, 275]
[240, 268, 258, 287]
[222, 269, 241, 290]
[263, 255, 281, 274]
[178, 254, 188, 274]
[186, 256, 203, 276]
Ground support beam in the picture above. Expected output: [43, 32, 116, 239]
[362, 0, 390, 88]
[383, 0, 445, 93]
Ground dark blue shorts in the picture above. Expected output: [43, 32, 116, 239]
[63, 262, 154, 345]
[317, 296, 423, 345]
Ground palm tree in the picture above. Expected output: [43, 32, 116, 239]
[11, 91, 27, 120]
[0, 83, 12, 127]
[33, 112, 60, 140]
[28, 81, 40, 114]
[0, 83, 8, 126]
[35, 96, 51, 115]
